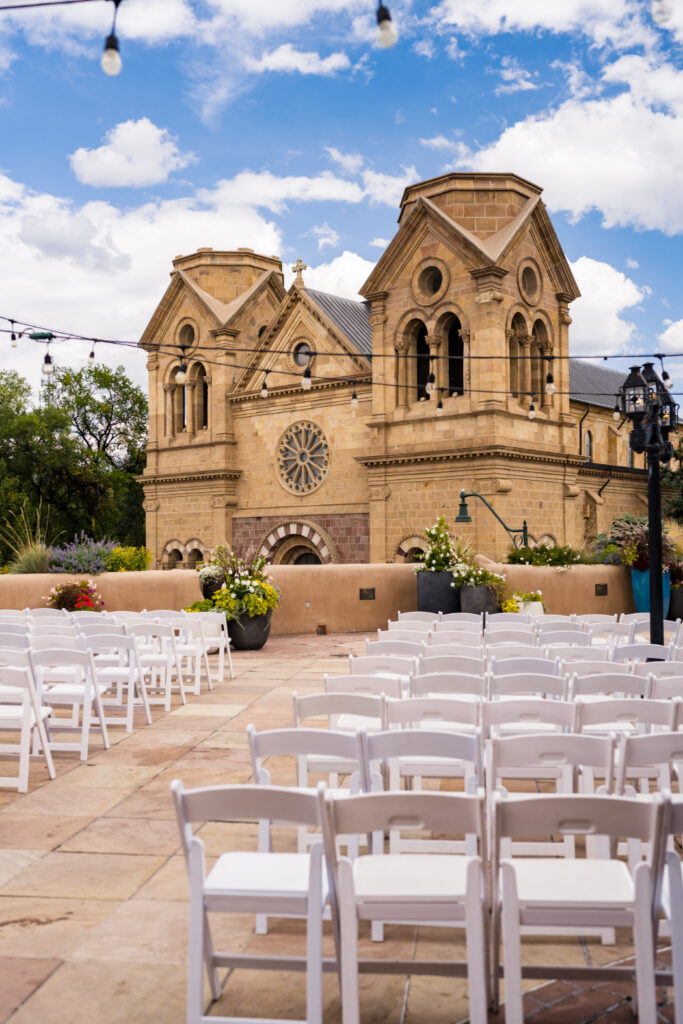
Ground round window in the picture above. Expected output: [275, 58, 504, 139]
[277, 421, 329, 494]
[293, 341, 313, 367]
[418, 266, 443, 296]
[518, 262, 541, 305]
[179, 323, 195, 348]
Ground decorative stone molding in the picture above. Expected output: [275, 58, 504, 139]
[277, 421, 329, 495]
[369, 485, 391, 501]
[257, 519, 340, 563]
[395, 535, 427, 562]
[142, 499, 160, 512]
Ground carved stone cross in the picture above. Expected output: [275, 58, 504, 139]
[292, 258, 308, 286]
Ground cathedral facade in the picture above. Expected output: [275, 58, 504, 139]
[139, 172, 647, 568]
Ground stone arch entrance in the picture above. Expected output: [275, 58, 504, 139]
[257, 520, 339, 564]
[395, 534, 427, 563]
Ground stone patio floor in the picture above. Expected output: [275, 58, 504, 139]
[0, 631, 676, 1023]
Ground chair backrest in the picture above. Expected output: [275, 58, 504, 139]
[348, 655, 416, 677]
[71, 611, 109, 622]
[292, 691, 383, 729]
[616, 732, 683, 794]
[560, 659, 614, 677]
[145, 609, 183, 618]
[0, 624, 28, 637]
[634, 662, 683, 678]
[576, 697, 678, 733]
[77, 621, 125, 636]
[0, 664, 33, 701]
[111, 612, 149, 624]
[440, 612, 484, 623]
[485, 628, 537, 646]
[247, 725, 361, 786]
[486, 612, 532, 624]
[542, 631, 591, 647]
[416, 654, 486, 676]
[571, 672, 652, 699]
[432, 619, 483, 634]
[386, 619, 433, 633]
[489, 733, 616, 793]
[361, 728, 482, 792]
[324, 673, 403, 699]
[0, 647, 31, 668]
[29, 647, 92, 668]
[172, 779, 320, 864]
[376, 628, 430, 643]
[124, 621, 174, 641]
[612, 643, 673, 663]
[489, 672, 567, 699]
[29, 635, 82, 651]
[489, 655, 560, 677]
[649, 676, 683, 700]
[536, 620, 586, 635]
[483, 697, 575, 733]
[485, 644, 544, 661]
[80, 633, 137, 657]
[423, 639, 484, 655]
[25, 608, 67, 618]
[0, 611, 27, 621]
[534, 615, 574, 626]
[583, 622, 635, 642]
[385, 695, 480, 730]
[409, 670, 485, 698]
[572, 614, 618, 624]
[29, 623, 77, 637]
[632, 618, 681, 643]
[397, 610, 439, 623]
[555, 646, 609, 664]
[0, 636, 29, 651]
[619, 613, 650, 625]
[365, 638, 424, 657]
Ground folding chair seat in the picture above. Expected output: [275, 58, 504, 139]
[186, 609, 234, 683]
[541, 630, 591, 648]
[80, 634, 152, 732]
[482, 697, 575, 739]
[611, 642, 673, 664]
[488, 672, 567, 700]
[493, 792, 665, 1022]
[575, 697, 677, 737]
[324, 674, 402, 701]
[386, 619, 433, 634]
[384, 695, 480, 733]
[172, 781, 327, 1024]
[489, 655, 560, 677]
[348, 654, 416, 680]
[409, 670, 485, 700]
[0, 665, 55, 791]
[570, 671, 652, 701]
[319, 787, 489, 1024]
[29, 648, 110, 760]
[365, 638, 424, 658]
[486, 612, 532, 624]
[396, 610, 438, 624]
[123, 622, 186, 711]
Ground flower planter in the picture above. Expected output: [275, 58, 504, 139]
[630, 568, 670, 618]
[460, 584, 499, 615]
[518, 600, 544, 617]
[416, 571, 460, 615]
[201, 580, 224, 601]
[227, 611, 272, 651]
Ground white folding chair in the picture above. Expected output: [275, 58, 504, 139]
[632, 618, 682, 645]
[493, 792, 665, 1022]
[657, 797, 683, 1024]
[25, 608, 67, 619]
[325, 673, 403, 700]
[29, 622, 77, 638]
[158, 616, 212, 696]
[649, 675, 683, 701]
[616, 731, 683, 795]
[570, 671, 652, 700]
[575, 697, 677, 737]
[555, 646, 609, 664]
[384, 695, 480, 733]
[612, 642, 673, 663]
[542, 630, 591, 647]
[386, 619, 433, 634]
[482, 697, 575, 739]
[0, 635, 30, 651]
[319, 787, 489, 1024]
[348, 654, 416, 680]
[29, 648, 110, 760]
[0, 624, 29, 638]
[293, 691, 383, 788]
[375, 628, 429, 643]
[0, 665, 55, 791]
[172, 781, 327, 1024]
[488, 672, 567, 700]
[80, 633, 152, 732]
[71, 610, 111, 624]
[489, 655, 560, 677]
[619, 613, 651, 625]
[361, 727, 482, 803]
[486, 646, 547, 663]
[559, 658, 613, 679]
[635, 661, 683, 679]
[0, 610, 27, 622]
[582, 621, 636, 649]
[186, 609, 234, 682]
[486, 612, 532, 624]
[365, 638, 424, 658]
[417, 654, 486, 676]
[409, 671, 486, 700]
[124, 621, 186, 711]
[432, 619, 483, 635]
[397, 610, 438, 624]
[423, 639, 485, 655]
[485, 627, 537, 647]
[572, 613, 618, 625]
[440, 611, 484, 623]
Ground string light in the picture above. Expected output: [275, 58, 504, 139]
[436, 392, 444, 417]
[651, 0, 673, 24]
[10, 321, 17, 348]
[101, 0, 123, 76]
[260, 371, 269, 399]
[302, 366, 312, 391]
[528, 394, 536, 420]
[426, 357, 435, 395]
[88, 344, 96, 366]
[42, 351, 54, 376]
[350, 382, 359, 411]
[545, 356, 556, 396]
[376, 2, 398, 47]
[613, 402, 620, 422]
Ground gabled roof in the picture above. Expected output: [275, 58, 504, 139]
[569, 360, 626, 410]
[306, 288, 372, 357]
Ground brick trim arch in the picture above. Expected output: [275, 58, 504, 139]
[395, 534, 427, 562]
[258, 520, 340, 564]
[162, 537, 210, 563]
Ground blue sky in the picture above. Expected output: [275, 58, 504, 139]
[1, 0, 683, 396]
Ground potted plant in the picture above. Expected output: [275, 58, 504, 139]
[197, 563, 226, 600]
[450, 563, 506, 615]
[609, 515, 674, 616]
[189, 546, 280, 650]
[501, 590, 545, 616]
[45, 579, 105, 611]
[413, 516, 474, 615]
[668, 561, 683, 620]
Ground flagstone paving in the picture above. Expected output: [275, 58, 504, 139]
[0, 632, 676, 1022]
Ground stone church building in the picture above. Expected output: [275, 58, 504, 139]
[139, 172, 647, 568]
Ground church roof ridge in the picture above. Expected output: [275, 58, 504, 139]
[569, 358, 626, 410]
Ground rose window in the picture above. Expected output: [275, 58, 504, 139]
[277, 421, 329, 494]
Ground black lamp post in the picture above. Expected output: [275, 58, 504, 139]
[455, 490, 529, 549]
[617, 362, 678, 647]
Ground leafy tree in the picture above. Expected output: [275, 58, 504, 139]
[662, 441, 683, 522]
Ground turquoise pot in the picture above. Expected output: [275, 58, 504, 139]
[630, 568, 671, 618]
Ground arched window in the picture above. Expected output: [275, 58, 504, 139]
[167, 548, 183, 570]
[531, 319, 549, 405]
[187, 548, 203, 568]
[195, 365, 209, 430]
[448, 316, 464, 396]
[416, 323, 430, 401]
[585, 430, 593, 462]
[509, 313, 526, 397]
[174, 379, 186, 432]
[179, 323, 195, 349]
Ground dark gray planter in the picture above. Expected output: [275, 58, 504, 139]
[416, 571, 460, 615]
[459, 584, 499, 615]
[669, 587, 683, 622]
[201, 579, 224, 601]
[227, 611, 272, 651]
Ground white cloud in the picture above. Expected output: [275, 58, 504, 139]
[432, 0, 653, 49]
[419, 134, 457, 151]
[494, 55, 538, 95]
[430, 107, 438, 115]
[244, 43, 350, 76]
[306, 222, 340, 251]
[626, 257, 639, 269]
[205, 170, 364, 214]
[369, 237, 389, 248]
[445, 37, 464, 60]
[200, 0, 368, 38]
[298, 250, 376, 299]
[453, 57, 683, 234]
[325, 147, 365, 175]
[413, 39, 436, 59]
[394, 110, 406, 124]
[361, 166, 418, 206]
[551, 59, 596, 100]
[658, 318, 683, 354]
[70, 119, 195, 188]
[569, 257, 646, 355]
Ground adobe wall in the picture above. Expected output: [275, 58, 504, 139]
[0, 562, 635, 633]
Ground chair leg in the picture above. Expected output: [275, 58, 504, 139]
[465, 859, 488, 1024]
[91, 687, 110, 750]
[188, 843, 208, 1024]
[18, 714, 30, 793]
[80, 699, 91, 761]
[500, 862, 524, 1024]
[338, 858, 360, 1024]
[202, 913, 222, 1002]
[633, 864, 657, 1024]
[306, 847, 324, 1024]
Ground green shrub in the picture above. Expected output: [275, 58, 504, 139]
[0, 501, 56, 573]
[105, 546, 151, 572]
[506, 544, 582, 566]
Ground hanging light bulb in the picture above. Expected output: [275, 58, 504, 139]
[88, 346, 96, 366]
[426, 358, 435, 395]
[42, 352, 54, 376]
[436, 395, 444, 417]
[545, 362, 556, 395]
[651, 0, 673, 25]
[350, 383, 359, 411]
[613, 403, 621, 422]
[376, 2, 398, 47]
[101, 0, 123, 76]
[10, 322, 17, 348]
[302, 366, 312, 391]
[261, 372, 269, 399]
[662, 366, 673, 389]
[175, 362, 188, 385]
[528, 395, 536, 420]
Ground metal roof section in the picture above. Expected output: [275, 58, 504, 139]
[306, 288, 372, 358]
[569, 359, 626, 410]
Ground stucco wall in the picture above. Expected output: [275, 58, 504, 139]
[0, 562, 636, 633]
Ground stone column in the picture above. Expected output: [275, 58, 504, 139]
[185, 382, 196, 435]
[520, 336, 532, 404]
[164, 383, 175, 438]
[426, 334, 444, 398]
[395, 340, 409, 408]
[460, 329, 471, 397]
[541, 345, 553, 409]
[505, 330, 515, 396]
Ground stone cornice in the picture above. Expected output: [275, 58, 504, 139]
[230, 374, 372, 404]
[356, 446, 590, 469]
[139, 469, 242, 486]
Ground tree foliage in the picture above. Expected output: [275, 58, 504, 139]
[0, 366, 148, 563]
